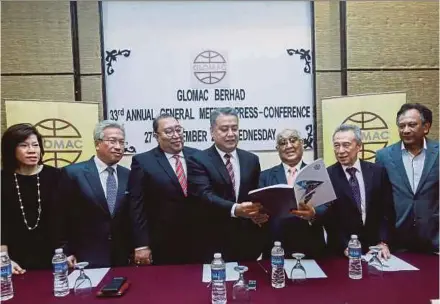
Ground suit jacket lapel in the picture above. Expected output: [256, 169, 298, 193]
[335, 163, 360, 212]
[274, 163, 287, 184]
[360, 160, 373, 215]
[113, 165, 128, 216]
[390, 142, 414, 194]
[84, 158, 111, 216]
[415, 140, 439, 195]
[154, 147, 181, 190]
[208, 145, 234, 189]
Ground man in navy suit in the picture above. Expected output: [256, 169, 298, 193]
[259, 129, 326, 258]
[56, 121, 132, 268]
[325, 124, 395, 259]
[127, 114, 200, 265]
[376, 103, 438, 252]
[187, 107, 268, 262]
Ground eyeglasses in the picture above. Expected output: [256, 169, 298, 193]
[277, 137, 300, 147]
[102, 138, 125, 146]
[160, 127, 184, 138]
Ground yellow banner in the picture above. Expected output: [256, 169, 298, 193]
[322, 92, 406, 165]
[5, 100, 99, 168]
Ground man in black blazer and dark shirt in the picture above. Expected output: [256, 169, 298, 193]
[259, 128, 326, 258]
[324, 124, 395, 259]
[127, 114, 200, 265]
[187, 107, 268, 262]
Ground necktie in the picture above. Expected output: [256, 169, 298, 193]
[346, 167, 361, 212]
[224, 154, 236, 195]
[287, 167, 297, 186]
[173, 155, 187, 196]
[106, 167, 117, 215]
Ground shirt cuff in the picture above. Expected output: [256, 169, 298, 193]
[231, 203, 238, 218]
[135, 246, 149, 251]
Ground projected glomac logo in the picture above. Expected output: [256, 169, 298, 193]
[193, 50, 227, 84]
[342, 112, 389, 160]
[34, 119, 83, 167]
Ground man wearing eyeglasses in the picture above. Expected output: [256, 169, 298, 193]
[127, 114, 200, 265]
[187, 107, 268, 262]
[55, 120, 133, 268]
[259, 129, 326, 259]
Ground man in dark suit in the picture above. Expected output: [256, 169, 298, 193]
[325, 124, 395, 259]
[127, 114, 200, 265]
[259, 129, 326, 258]
[56, 121, 132, 268]
[187, 107, 268, 262]
[376, 103, 438, 252]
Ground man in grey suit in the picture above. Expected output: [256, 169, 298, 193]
[376, 103, 439, 252]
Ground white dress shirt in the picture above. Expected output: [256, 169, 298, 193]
[93, 156, 118, 198]
[401, 138, 427, 193]
[164, 151, 187, 176]
[282, 161, 303, 183]
[215, 145, 240, 217]
[341, 159, 366, 224]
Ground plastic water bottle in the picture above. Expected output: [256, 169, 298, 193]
[1, 252, 14, 301]
[271, 241, 285, 288]
[211, 253, 227, 304]
[348, 234, 363, 279]
[52, 248, 69, 297]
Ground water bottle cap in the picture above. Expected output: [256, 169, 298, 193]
[274, 241, 281, 246]
[213, 253, 222, 259]
[55, 248, 63, 254]
[351, 234, 358, 239]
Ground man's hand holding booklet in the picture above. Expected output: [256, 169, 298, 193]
[248, 159, 336, 217]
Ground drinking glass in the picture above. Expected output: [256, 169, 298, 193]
[367, 246, 383, 278]
[74, 262, 92, 296]
[290, 253, 307, 283]
[233, 265, 250, 303]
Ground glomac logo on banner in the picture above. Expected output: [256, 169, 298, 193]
[322, 93, 406, 165]
[5, 100, 99, 168]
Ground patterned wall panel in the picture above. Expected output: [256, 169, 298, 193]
[347, 1, 439, 68]
[1, 75, 75, 132]
[81, 76, 104, 120]
[1, 1, 73, 73]
[316, 72, 342, 157]
[1, 75, 75, 101]
[314, 1, 341, 71]
[348, 70, 439, 140]
[77, 1, 101, 74]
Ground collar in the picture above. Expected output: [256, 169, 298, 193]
[164, 150, 184, 160]
[401, 138, 427, 151]
[94, 156, 118, 174]
[282, 161, 303, 174]
[215, 145, 238, 160]
[341, 158, 361, 174]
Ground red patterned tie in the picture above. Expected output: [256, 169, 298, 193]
[224, 154, 236, 194]
[173, 155, 187, 196]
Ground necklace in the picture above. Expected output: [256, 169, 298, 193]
[14, 173, 42, 230]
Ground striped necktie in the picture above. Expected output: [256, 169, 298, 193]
[224, 153, 236, 194]
[173, 155, 187, 196]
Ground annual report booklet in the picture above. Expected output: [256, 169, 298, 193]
[248, 158, 336, 216]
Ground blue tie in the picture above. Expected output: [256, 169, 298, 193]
[106, 167, 117, 215]
[346, 167, 361, 212]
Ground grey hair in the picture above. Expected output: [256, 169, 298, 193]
[93, 120, 125, 144]
[210, 107, 239, 128]
[332, 124, 362, 145]
[276, 128, 302, 142]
